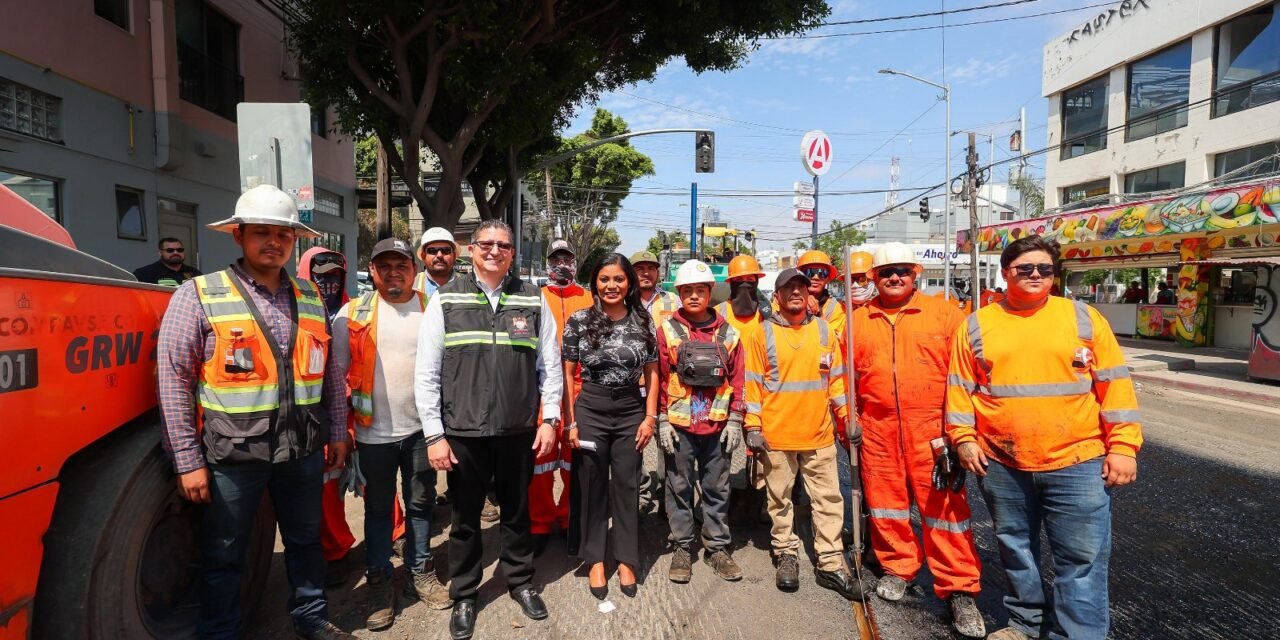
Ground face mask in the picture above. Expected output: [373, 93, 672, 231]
[313, 272, 344, 314]
[729, 281, 759, 317]
[549, 263, 576, 285]
[848, 281, 877, 302]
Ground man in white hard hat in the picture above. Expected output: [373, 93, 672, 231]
[657, 260, 746, 584]
[415, 226, 460, 296]
[157, 184, 354, 639]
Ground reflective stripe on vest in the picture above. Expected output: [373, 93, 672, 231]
[962, 299, 1096, 399]
[660, 318, 739, 426]
[194, 269, 328, 423]
[347, 290, 427, 426]
[760, 317, 830, 393]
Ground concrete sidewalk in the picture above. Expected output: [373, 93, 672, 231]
[1119, 337, 1280, 405]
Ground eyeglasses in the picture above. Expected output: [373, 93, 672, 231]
[162, 247, 184, 253]
[473, 240, 515, 254]
[311, 253, 344, 266]
[423, 246, 454, 256]
[875, 266, 914, 279]
[850, 274, 869, 285]
[1011, 263, 1055, 277]
[802, 267, 830, 280]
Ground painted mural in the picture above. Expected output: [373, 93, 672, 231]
[1175, 238, 1210, 346]
[959, 180, 1280, 256]
[1137, 305, 1175, 339]
[1251, 264, 1280, 382]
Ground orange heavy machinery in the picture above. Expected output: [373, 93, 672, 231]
[0, 186, 274, 639]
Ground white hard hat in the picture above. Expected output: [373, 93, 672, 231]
[419, 226, 458, 252]
[674, 260, 716, 288]
[872, 242, 918, 268]
[207, 185, 319, 237]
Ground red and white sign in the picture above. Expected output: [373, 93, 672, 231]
[801, 130, 833, 177]
[794, 208, 815, 223]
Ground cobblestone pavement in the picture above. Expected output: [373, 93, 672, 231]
[251, 388, 1280, 639]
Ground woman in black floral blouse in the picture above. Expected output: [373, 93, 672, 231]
[561, 253, 659, 599]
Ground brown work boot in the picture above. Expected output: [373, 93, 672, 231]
[949, 593, 986, 638]
[480, 498, 500, 523]
[704, 549, 744, 582]
[668, 546, 693, 583]
[295, 620, 357, 640]
[405, 568, 454, 610]
[775, 554, 800, 591]
[986, 627, 1034, 640]
[365, 573, 395, 631]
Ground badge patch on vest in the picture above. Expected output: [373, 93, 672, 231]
[510, 315, 531, 340]
[1071, 346, 1095, 371]
[819, 352, 833, 371]
[308, 343, 326, 375]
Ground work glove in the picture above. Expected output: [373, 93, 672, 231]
[745, 429, 771, 455]
[930, 443, 967, 493]
[721, 417, 744, 454]
[657, 415, 676, 455]
[340, 449, 367, 498]
[845, 417, 863, 448]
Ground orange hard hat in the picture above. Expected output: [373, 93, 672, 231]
[845, 251, 874, 276]
[797, 249, 837, 282]
[727, 255, 765, 281]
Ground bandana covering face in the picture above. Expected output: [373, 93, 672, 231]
[848, 280, 877, 303]
[729, 281, 760, 317]
[549, 263, 576, 286]
[313, 272, 345, 317]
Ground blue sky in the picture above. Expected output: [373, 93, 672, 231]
[562, 0, 1105, 255]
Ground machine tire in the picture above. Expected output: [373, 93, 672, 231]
[32, 412, 275, 639]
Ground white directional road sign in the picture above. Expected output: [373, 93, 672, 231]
[801, 130, 833, 177]
[793, 180, 815, 195]
[793, 195, 815, 209]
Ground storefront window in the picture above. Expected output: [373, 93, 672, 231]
[1124, 162, 1185, 195]
[1214, 140, 1280, 180]
[1127, 40, 1192, 141]
[1214, 2, 1280, 118]
[1216, 268, 1257, 305]
[1061, 75, 1109, 160]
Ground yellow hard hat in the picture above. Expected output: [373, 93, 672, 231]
[797, 249, 836, 283]
[727, 255, 765, 281]
[846, 251, 874, 276]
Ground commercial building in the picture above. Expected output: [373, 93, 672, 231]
[1, 0, 357, 278]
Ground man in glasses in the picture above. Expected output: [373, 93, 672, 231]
[134, 237, 202, 286]
[947, 235, 1141, 640]
[416, 220, 563, 639]
[848, 242, 985, 637]
[415, 227, 460, 296]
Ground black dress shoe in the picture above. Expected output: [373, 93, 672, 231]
[510, 586, 549, 620]
[449, 601, 476, 640]
[815, 568, 868, 601]
[619, 581, 638, 598]
[589, 582, 608, 600]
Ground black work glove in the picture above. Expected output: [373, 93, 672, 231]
[745, 429, 771, 455]
[947, 448, 967, 493]
[932, 443, 954, 491]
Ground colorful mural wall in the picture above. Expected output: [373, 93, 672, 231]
[1252, 265, 1280, 382]
[959, 180, 1280, 257]
[1175, 239, 1210, 346]
[1137, 305, 1176, 339]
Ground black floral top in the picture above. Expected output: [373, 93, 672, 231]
[562, 309, 658, 387]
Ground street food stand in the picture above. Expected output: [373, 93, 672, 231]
[957, 178, 1280, 382]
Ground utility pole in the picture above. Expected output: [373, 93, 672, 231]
[966, 132, 982, 309]
[690, 182, 698, 259]
[375, 139, 390, 240]
[812, 175, 820, 248]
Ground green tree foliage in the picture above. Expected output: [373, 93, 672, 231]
[287, 0, 830, 230]
[1013, 172, 1046, 219]
[793, 220, 866, 270]
[355, 208, 413, 268]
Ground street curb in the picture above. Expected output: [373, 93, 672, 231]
[1131, 372, 1280, 405]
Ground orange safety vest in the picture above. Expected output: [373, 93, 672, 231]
[193, 269, 330, 428]
[345, 290, 428, 427]
[743, 315, 849, 451]
[659, 317, 740, 426]
[543, 283, 594, 414]
[646, 290, 681, 328]
[715, 301, 768, 337]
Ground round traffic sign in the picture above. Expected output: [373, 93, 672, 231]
[801, 130, 833, 177]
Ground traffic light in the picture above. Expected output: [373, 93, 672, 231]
[919, 197, 930, 222]
[695, 131, 715, 173]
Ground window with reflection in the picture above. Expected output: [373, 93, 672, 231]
[1127, 40, 1191, 141]
[1124, 162, 1185, 195]
[1214, 2, 1280, 118]
[1061, 75, 1109, 160]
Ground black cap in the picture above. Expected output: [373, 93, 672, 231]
[371, 238, 416, 262]
[774, 267, 810, 290]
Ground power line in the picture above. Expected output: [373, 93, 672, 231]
[771, 2, 1115, 39]
[820, 0, 1042, 26]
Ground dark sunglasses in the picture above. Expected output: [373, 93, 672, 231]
[162, 247, 184, 253]
[802, 267, 830, 280]
[311, 253, 344, 266]
[423, 246, 454, 256]
[1012, 263, 1055, 277]
[875, 266, 914, 279]
[474, 240, 515, 253]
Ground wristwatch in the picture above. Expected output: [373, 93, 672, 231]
[541, 418, 561, 429]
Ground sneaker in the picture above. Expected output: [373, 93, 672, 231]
[295, 620, 357, 640]
[985, 627, 1034, 640]
[774, 554, 799, 591]
[875, 574, 910, 602]
[668, 546, 693, 583]
[948, 593, 986, 638]
[365, 573, 395, 631]
[480, 498, 500, 523]
[406, 568, 454, 610]
[704, 549, 744, 582]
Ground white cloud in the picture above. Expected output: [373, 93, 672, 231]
[949, 53, 1022, 86]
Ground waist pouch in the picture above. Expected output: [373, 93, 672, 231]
[676, 339, 727, 388]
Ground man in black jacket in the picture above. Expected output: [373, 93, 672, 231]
[134, 237, 202, 286]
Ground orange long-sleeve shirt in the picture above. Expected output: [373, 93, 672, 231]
[945, 297, 1143, 472]
[744, 315, 849, 451]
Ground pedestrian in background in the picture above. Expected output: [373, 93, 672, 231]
[632, 250, 680, 514]
[416, 220, 562, 640]
[561, 253, 658, 599]
[133, 236, 202, 286]
[947, 235, 1142, 640]
[660, 260, 745, 585]
[414, 226, 459, 296]
[157, 185, 353, 640]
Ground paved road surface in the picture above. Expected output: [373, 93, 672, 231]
[250, 387, 1280, 638]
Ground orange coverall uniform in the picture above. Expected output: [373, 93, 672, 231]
[850, 292, 981, 598]
[532, 282, 593, 533]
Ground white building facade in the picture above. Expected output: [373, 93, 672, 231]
[1043, 0, 1280, 209]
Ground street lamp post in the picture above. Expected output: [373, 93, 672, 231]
[879, 69, 952, 299]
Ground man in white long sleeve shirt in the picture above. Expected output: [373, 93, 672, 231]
[415, 220, 562, 640]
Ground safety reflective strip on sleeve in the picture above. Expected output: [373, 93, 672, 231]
[533, 460, 559, 475]
[1101, 409, 1142, 422]
[967, 314, 985, 363]
[946, 411, 976, 425]
[947, 373, 977, 394]
[869, 508, 911, 520]
[746, 402, 762, 414]
[1094, 365, 1131, 381]
[922, 515, 972, 534]
[1073, 300, 1094, 341]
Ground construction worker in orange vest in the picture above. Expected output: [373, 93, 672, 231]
[632, 250, 681, 513]
[947, 236, 1141, 640]
[797, 250, 846, 341]
[844, 250, 877, 308]
[744, 268, 866, 601]
[714, 255, 769, 496]
[849, 242, 985, 637]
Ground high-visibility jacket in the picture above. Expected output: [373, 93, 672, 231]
[345, 290, 428, 427]
[945, 297, 1143, 472]
[851, 292, 979, 598]
[773, 293, 848, 344]
[743, 314, 849, 451]
[543, 283, 594, 408]
[644, 289, 681, 330]
[658, 316, 741, 427]
[193, 269, 330, 462]
[715, 300, 768, 337]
